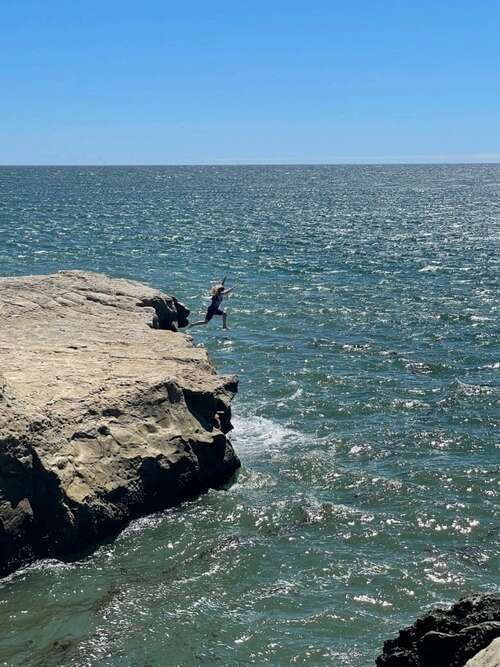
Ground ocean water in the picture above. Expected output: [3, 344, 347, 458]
[0, 165, 498, 666]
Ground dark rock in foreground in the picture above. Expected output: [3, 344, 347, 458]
[0, 271, 239, 577]
[376, 594, 500, 667]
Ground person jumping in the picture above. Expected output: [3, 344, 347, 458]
[188, 282, 233, 330]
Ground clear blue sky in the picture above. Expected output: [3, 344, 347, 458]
[1, 1, 499, 164]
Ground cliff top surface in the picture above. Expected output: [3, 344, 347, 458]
[0, 270, 225, 415]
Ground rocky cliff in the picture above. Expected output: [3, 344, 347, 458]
[376, 594, 500, 667]
[0, 271, 239, 577]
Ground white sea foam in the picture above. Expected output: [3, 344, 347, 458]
[419, 264, 441, 272]
[289, 387, 304, 400]
[349, 443, 373, 455]
[353, 594, 393, 607]
[456, 380, 494, 396]
[231, 414, 298, 459]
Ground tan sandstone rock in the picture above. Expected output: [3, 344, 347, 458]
[465, 638, 500, 667]
[0, 270, 239, 577]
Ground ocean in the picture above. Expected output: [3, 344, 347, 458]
[0, 165, 498, 666]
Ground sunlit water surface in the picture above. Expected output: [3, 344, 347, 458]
[0, 165, 498, 666]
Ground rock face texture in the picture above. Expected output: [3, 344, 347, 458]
[464, 637, 500, 667]
[0, 271, 239, 577]
[376, 594, 500, 667]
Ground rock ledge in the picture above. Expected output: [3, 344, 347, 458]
[0, 271, 239, 577]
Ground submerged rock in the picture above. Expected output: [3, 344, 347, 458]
[376, 594, 500, 667]
[0, 270, 239, 577]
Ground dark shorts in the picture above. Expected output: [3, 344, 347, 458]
[206, 306, 224, 322]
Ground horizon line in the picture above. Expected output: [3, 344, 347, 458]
[1, 160, 500, 168]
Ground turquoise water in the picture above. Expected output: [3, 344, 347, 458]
[0, 165, 498, 666]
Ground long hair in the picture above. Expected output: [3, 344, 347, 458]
[211, 284, 224, 296]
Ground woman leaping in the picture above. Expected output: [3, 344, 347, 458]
[188, 282, 233, 330]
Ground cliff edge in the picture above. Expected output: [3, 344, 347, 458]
[0, 270, 239, 577]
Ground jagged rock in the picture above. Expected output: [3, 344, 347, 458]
[0, 270, 239, 577]
[376, 594, 500, 667]
[465, 637, 500, 666]
[138, 294, 190, 331]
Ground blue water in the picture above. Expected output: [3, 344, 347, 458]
[0, 165, 498, 666]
